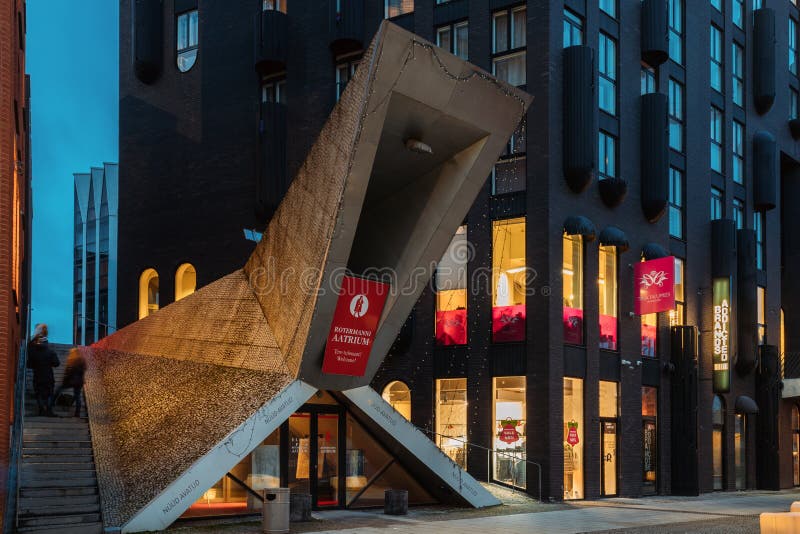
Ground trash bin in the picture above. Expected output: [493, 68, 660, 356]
[384, 489, 408, 515]
[262, 488, 290, 534]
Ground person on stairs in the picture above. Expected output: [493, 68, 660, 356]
[26, 323, 60, 417]
[52, 348, 86, 417]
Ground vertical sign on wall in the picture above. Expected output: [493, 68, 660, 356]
[712, 277, 731, 393]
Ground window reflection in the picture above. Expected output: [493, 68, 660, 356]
[177, 10, 199, 72]
[436, 378, 467, 469]
[381, 381, 411, 421]
[493, 377, 526, 488]
[563, 234, 583, 344]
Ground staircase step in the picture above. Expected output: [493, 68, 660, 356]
[17, 522, 103, 534]
[17, 512, 101, 528]
[22, 467, 97, 480]
[23, 447, 93, 456]
[20, 487, 97, 498]
[23, 462, 95, 472]
[22, 440, 93, 449]
[19, 501, 100, 517]
[20, 476, 97, 488]
[24, 419, 88, 428]
[23, 455, 93, 464]
[24, 431, 91, 440]
[19, 494, 99, 508]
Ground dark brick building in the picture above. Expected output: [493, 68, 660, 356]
[118, 0, 800, 504]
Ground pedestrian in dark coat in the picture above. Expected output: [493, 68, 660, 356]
[26, 324, 59, 417]
[53, 348, 86, 417]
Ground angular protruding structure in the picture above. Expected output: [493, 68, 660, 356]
[84, 22, 531, 532]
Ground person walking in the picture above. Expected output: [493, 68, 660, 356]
[53, 348, 86, 417]
[26, 324, 59, 417]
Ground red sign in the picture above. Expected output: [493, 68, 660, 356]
[498, 418, 521, 444]
[563, 306, 584, 345]
[321, 276, 389, 376]
[634, 256, 675, 315]
[566, 421, 580, 447]
[492, 304, 526, 342]
[435, 309, 467, 346]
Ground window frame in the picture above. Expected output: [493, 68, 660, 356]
[671, 257, 685, 326]
[563, 8, 584, 48]
[755, 211, 765, 270]
[711, 187, 724, 220]
[710, 106, 724, 173]
[732, 120, 744, 184]
[710, 25, 724, 93]
[733, 198, 745, 230]
[176, 9, 199, 73]
[668, 0, 684, 65]
[599, 0, 617, 18]
[732, 42, 744, 107]
[598, 32, 617, 115]
[262, 75, 286, 104]
[791, 18, 798, 75]
[492, 117, 527, 195]
[563, 233, 585, 346]
[598, 245, 619, 351]
[669, 79, 684, 152]
[757, 286, 767, 345]
[492, 6, 527, 87]
[641, 63, 656, 95]
[598, 130, 617, 180]
[335, 53, 361, 102]
[385, 0, 414, 19]
[436, 20, 469, 61]
[669, 167, 685, 239]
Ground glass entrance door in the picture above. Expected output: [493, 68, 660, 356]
[601, 420, 618, 496]
[287, 410, 343, 509]
[315, 413, 340, 507]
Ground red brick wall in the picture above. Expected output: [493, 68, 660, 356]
[0, 0, 28, 523]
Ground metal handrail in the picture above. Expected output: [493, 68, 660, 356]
[416, 427, 542, 503]
[5, 331, 30, 533]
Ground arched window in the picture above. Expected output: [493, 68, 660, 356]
[792, 405, 799, 486]
[381, 381, 411, 421]
[139, 268, 159, 320]
[712, 395, 725, 490]
[175, 263, 197, 301]
[176, 9, 198, 72]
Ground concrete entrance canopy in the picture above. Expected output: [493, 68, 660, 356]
[84, 22, 531, 532]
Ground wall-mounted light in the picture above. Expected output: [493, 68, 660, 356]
[405, 138, 433, 155]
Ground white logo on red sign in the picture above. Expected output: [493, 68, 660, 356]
[639, 270, 668, 288]
[349, 294, 369, 318]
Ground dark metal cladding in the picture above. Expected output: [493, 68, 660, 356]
[753, 131, 777, 211]
[254, 10, 288, 76]
[173, 0, 196, 12]
[756, 345, 781, 490]
[563, 215, 596, 241]
[711, 219, 736, 278]
[330, 0, 364, 56]
[598, 226, 629, 252]
[736, 229, 758, 376]
[563, 45, 595, 193]
[790, 118, 800, 140]
[641, 242, 668, 260]
[753, 8, 776, 114]
[598, 177, 627, 208]
[640, 92, 669, 222]
[255, 102, 288, 223]
[640, 0, 668, 66]
[670, 326, 699, 496]
[133, 0, 163, 84]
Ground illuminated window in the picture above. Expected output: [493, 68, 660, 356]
[493, 376, 526, 489]
[262, 0, 286, 12]
[382, 381, 411, 421]
[436, 21, 468, 60]
[792, 405, 799, 486]
[176, 9, 198, 72]
[563, 234, 584, 345]
[642, 313, 657, 357]
[599, 381, 618, 496]
[712, 395, 725, 490]
[598, 246, 618, 350]
[335, 55, 360, 101]
[670, 258, 685, 326]
[642, 387, 658, 493]
[138, 268, 159, 319]
[563, 378, 584, 500]
[563, 9, 583, 48]
[436, 226, 468, 346]
[735, 414, 747, 489]
[710, 25, 723, 93]
[492, 6, 527, 87]
[492, 219, 526, 342]
[385, 0, 413, 18]
[757, 286, 766, 345]
[175, 263, 197, 301]
[436, 378, 467, 469]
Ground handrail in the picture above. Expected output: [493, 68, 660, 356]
[416, 427, 542, 503]
[5, 332, 30, 533]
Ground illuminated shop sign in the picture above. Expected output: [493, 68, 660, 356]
[634, 256, 675, 315]
[712, 277, 731, 393]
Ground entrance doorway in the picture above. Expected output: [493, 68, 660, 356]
[601, 419, 618, 496]
[287, 408, 344, 509]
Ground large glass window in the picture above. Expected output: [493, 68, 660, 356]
[792, 405, 799, 486]
[493, 117, 526, 194]
[671, 258, 685, 326]
[598, 33, 617, 115]
[642, 313, 657, 357]
[733, 0, 744, 28]
[733, 198, 745, 230]
[492, 6, 527, 87]
[711, 187, 724, 220]
[641, 63, 656, 95]
[600, 0, 616, 17]
[436, 378, 468, 470]
[791, 19, 798, 75]
[138, 268, 159, 320]
[385, 0, 413, 18]
[755, 211, 765, 270]
[669, 79, 684, 152]
[732, 43, 744, 107]
[436, 21, 468, 61]
[335, 55, 360, 101]
[175, 263, 196, 301]
[492, 218, 526, 342]
[642, 387, 658, 493]
[710, 107, 723, 173]
[669, 167, 684, 239]
[735, 414, 747, 490]
[599, 381, 619, 496]
[668, 0, 683, 64]
[436, 226, 468, 346]
[563, 234, 584, 345]
[563, 9, 583, 48]
[262, 0, 286, 12]
[598, 131, 616, 180]
[262, 76, 286, 104]
[712, 395, 725, 490]
[711, 0, 722, 11]
[381, 381, 411, 420]
[710, 25, 723, 93]
[493, 377, 526, 489]
[598, 246, 618, 351]
[758, 286, 767, 344]
[732, 120, 744, 184]
[563, 378, 584, 500]
[176, 9, 198, 72]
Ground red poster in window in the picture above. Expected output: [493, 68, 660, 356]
[497, 418, 521, 444]
[436, 309, 467, 346]
[641, 322, 657, 357]
[566, 421, 580, 447]
[563, 306, 584, 345]
[599, 314, 618, 351]
[321, 276, 389, 377]
[634, 256, 675, 315]
[492, 304, 526, 342]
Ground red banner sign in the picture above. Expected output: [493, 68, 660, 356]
[492, 304, 526, 342]
[566, 421, 580, 447]
[634, 256, 675, 315]
[498, 418, 521, 444]
[435, 309, 467, 346]
[321, 276, 389, 376]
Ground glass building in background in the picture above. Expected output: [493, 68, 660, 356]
[74, 163, 118, 345]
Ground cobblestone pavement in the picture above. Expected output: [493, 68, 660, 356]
[167, 487, 800, 533]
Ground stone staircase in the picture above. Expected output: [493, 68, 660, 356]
[16, 344, 102, 534]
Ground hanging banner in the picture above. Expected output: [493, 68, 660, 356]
[712, 277, 731, 393]
[322, 276, 389, 376]
[634, 256, 675, 315]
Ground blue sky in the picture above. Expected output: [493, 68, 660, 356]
[27, 1, 118, 343]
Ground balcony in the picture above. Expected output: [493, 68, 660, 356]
[133, 0, 163, 84]
[753, 131, 777, 211]
[753, 8, 776, 114]
[330, 0, 364, 56]
[254, 10, 288, 76]
[562, 45, 595, 193]
[256, 102, 288, 222]
[640, 0, 668, 67]
[640, 93, 668, 221]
